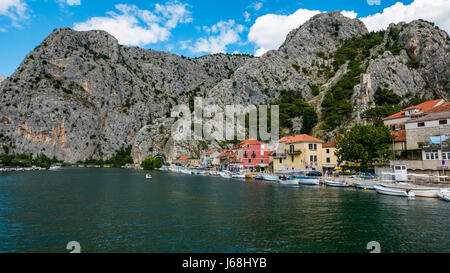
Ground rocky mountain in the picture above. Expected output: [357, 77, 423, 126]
[0, 11, 448, 164]
[0, 75, 5, 84]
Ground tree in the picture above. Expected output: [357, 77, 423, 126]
[335, 124, 394, 166]
[141, 157, 163, 170]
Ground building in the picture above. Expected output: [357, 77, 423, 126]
[383, 99, 445, 156]
[230, 139, 271, 171]
[176, 156, 200, 167]
[322, 141, 338, 173]
[272, 134, 337, 173]
[384, 100, 450, 180]
[215, 149, 237, 170]
[200, 151, 220, 168]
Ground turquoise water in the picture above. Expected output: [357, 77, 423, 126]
[0, 168, 449, 253]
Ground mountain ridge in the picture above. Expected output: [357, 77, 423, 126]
[0, 11, 448, 164]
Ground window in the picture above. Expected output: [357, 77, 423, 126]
[326, 149, 330, 154]
[244, 151, 247, 158]
[279, 158, 282, 164]
[261, 159, 264, 164]
[291, 156, 294, 163]
[290, 145, 295, 154]
[443, 152, 450, 160]
[248, 159, 252, 163]
[327, 157, 331, 163]
[314, 156, 317, 162]
[418, 122, 425, 127]
[425, 150, 440, 160]
[314, 144, 317, 150]
[440, 120, 448, 125]
[252, 151, 256, 158]
[310, 155, 317, 162]
[309, 144, 313, 150]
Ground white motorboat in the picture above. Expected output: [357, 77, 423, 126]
[145, 174, 152, 179]
[297, 177, 320, 185]
[263, 174, 279, 181]
[279, 178, 299, 185]
[232, 173, 246, 179]
[374, 185, 415, 198]
[355, 183, 378, 190]
[49, 166, 61, 171]
[438, 189, 450, 201]
[324, 180, 350, 187]
[381, 183, 441, 198]
[220, 172, 232, 179]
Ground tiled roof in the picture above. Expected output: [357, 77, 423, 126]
[323, 141, 337, 148]
[278, 134, 324, 144]
[177, 156, 190, 161]
[201, 151, 217, 156]
[391, 130, 406, 142]
[406, 111, 450, 123]
[383, 99, 444, 121]
[237, 139, 263, 147]
[218, 150, 231, 158]
[422, 102, 450, 114]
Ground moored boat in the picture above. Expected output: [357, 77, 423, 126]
[262, 174, 279, 181]
[232, 173, 246, 179]
[355, 183, 378, 190]
[438, 189, 450, 201]
[324, 180, 350, 187]
[145, 174, 152, 179]
[279, 178, 299, 185]
[374, 185, 415, 198]
[220, 172, 232, 179]
[253, 175, 264, 180]
[296, 176, 320, 185]
[381, 183, 441, 198]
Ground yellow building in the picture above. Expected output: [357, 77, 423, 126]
[272, 134, 338, 173]
[321, 141, 338, 173]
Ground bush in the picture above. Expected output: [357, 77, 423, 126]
[141, 157, 163, 170]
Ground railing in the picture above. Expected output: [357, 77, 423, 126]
[288, 150, 302, 155]
[272, 153, 287, 158]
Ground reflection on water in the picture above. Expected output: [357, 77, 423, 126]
[0, 168, 449, 253]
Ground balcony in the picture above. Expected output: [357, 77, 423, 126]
[418, 141, 450, 149]
[272, 153, 287, 159]
[288, 150, 302, 155]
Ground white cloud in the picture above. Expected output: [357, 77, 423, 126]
[360, 0, 450, 33]
[63, 0, 81, 6]
[249, 2, 263, 11]
[248, 8, 323, 56]
[0, 0, 28, 28]
[73, 1, 192, 46]
[244, 11, 250, 22]
[367, 0, 381, 5]
[188, 20, 245, 54]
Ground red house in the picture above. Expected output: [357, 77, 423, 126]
[231, 139, 271, 171]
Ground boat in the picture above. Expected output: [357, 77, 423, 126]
[245, 174, 254, 179]
[438, 189, 450, 201]
[220, 172, 232, 179]
[279, 178, 299, 185]
[374, 185, 415, 198]
[324, 180, 350, 187]
[296, 176, 320, 185]
[145, 174, 152, 179]
[49, 166, 61, 171]
[253, 175, 264, 180]
[355, 183, 378, 190]
[263, 174, 279, 181]
[381, 183, 441, 198]
[232, 173, 246, 179]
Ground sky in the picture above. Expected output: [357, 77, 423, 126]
[0, 0, 449, 76]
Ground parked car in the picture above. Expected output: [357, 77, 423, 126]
[360, 172, 377, 179]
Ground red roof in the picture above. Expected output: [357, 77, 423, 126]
[236, 139, 263, 147]
[201, 151, 217, 156]
[323, 141, 337, 148]
[177, 156, 190, 161]
[278, 134, 324, 144]
[383, 99, 444, 121]
[218, 150, 231, 158]
[391, 130, 406, 142]
[422, 102, 450, 114]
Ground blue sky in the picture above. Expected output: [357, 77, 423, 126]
[0, 0, 448, 76]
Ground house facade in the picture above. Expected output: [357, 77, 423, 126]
[231, 139, 271, 171]
[200, 151, 220, 168]
[272, 134, 336, 172]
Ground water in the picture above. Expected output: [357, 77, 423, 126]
[0, 168, 449, 253]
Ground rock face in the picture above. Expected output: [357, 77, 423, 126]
[0, 75, 5, 84]
[0, 12, 449, 164]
